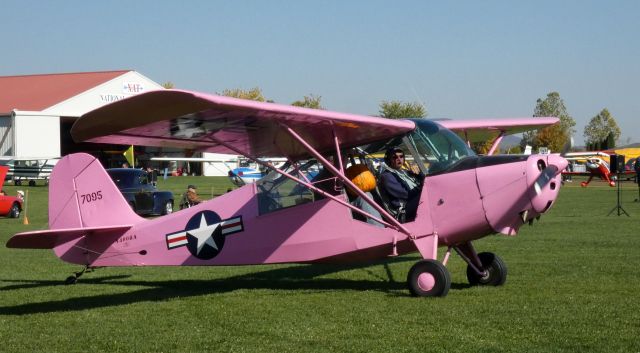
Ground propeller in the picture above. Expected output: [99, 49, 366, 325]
[533, 137, 573, 195]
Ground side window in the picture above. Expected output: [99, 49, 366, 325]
[256, 160, 337, 215]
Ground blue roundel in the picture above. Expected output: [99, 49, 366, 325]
[184, 211, 226, 260]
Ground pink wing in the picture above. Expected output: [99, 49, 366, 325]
[438, 117, 559, 143]
[72, 90, 415, 159]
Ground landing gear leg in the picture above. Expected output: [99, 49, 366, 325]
[455, 242, 507, 286]
[64, 266, 92, 285]
[581, 176, 594, 188]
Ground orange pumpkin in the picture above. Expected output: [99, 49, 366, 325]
[345, 164, 376, 195]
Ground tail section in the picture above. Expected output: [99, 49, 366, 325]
[7, 153, 141, 264]
[48, 153, 141, 229]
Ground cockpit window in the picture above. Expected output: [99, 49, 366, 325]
[406, 119, 475, 175]
[256, 159, 335, 215]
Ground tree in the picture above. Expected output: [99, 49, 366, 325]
[378, 100, 426, 119]
[291, 94, 323, 109]
[506, 145, 522, 154]
[162, 82, 175, 89]
[583, 108, 621, 150]
[220, 87, 266, 102]
[521, 92, 575, 152]
[471, 140, 499, 155]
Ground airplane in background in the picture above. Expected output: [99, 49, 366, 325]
[0, 156, 59, 186]
[563, 152, 636, 187]
[150, 156, 287, 186]
[7, 89, 567, 297]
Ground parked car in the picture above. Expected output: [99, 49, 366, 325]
[0, 166, 23, 218]
[106, 168, 173, 216]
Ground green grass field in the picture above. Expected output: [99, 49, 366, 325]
[1, 176, 639, 353]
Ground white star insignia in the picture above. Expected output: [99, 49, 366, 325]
[187, 214, 221, 255]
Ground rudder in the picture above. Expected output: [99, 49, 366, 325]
[48, 153, 142, 229]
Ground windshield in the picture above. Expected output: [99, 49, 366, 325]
[407, 119, 475, 174]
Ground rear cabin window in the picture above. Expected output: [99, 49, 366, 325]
[256, 160, 339, 215]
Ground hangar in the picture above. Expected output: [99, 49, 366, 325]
[0, 70, 164, 162]
[0, 70, 245, 176]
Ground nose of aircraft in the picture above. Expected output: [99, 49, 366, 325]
[527, 154, 568, 214]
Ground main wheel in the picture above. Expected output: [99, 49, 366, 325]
[28, 180, 36, 186]
[466, 252, 507, 286]
[162, 200, 173, 215]
[9, 203, 20, 218]
[407, 259, 451, 297]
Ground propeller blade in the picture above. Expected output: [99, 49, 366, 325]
[560, 137, 574, 157]
[534, 165, 559, 195]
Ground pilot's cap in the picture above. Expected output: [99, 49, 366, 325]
[188, 184, 197, 189]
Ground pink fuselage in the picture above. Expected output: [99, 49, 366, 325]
[58, 154, 565, 267]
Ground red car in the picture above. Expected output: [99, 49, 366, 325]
[0, 166, 23, 218]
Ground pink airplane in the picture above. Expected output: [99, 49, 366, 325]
[6, 90, 568, 297]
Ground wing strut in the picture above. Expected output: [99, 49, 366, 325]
[201, 129, 399, 229]
[487, 131, 505, 156]
[332, 125, 345, 175]
[283, 125, 413, 237]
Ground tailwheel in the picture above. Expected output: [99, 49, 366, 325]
[407, 259, 451, 297]
[466, 252, 507, 286]
[64, 266, 92, 285]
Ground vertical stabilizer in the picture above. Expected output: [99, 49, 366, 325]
[48, 153, 142, 229]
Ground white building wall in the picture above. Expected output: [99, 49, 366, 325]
[203, 152, 239, 176]
[13, 112, 60, 157]
[0, 115, 13, 156]
[43, 71, 164, 117]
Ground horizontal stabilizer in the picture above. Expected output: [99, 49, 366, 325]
[7, 225, 132, 249]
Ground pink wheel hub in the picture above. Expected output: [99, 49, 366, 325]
[417, 272, 436, 291]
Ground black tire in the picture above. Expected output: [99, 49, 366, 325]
[64, 276, 77, 285]
[407, 259, 451, 297]
[9, 203, 20, 218]
[466, 252, 507, 286]
[28, 180, 36, 187]
[14, 180, 21, 186]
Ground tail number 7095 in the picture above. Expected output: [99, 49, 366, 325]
[81, 191, 103, 204]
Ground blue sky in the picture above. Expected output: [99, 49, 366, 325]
[2, 0, 638, 145]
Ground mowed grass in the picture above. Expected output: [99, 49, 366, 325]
[1, 176, 640, 353]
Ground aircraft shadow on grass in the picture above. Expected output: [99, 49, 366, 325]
[0, 257, 472, 315]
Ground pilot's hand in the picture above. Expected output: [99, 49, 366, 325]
[408, 164, 420, 174]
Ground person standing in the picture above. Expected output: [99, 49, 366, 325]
[180, 184, 202, 209]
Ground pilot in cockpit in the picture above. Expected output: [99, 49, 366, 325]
[379, 147, 423, 222]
